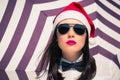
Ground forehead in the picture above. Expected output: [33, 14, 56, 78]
[58, 18, 84, 25]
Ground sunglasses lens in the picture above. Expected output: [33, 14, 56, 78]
[74, 24, 86, 35]
[58, 24, 69, 34]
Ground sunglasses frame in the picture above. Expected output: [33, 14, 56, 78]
[57, 23, 86, 35]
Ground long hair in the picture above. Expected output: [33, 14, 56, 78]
[38, 26, 96, 80]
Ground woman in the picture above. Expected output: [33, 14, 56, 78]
[38, 2, 96, 80]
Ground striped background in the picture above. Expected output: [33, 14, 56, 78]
[0, 0, 120, 80]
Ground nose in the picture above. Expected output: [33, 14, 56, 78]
[67, 27, 75, 38]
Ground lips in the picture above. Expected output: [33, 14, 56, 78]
[66, 40, 76, 45]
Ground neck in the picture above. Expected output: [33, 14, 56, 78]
[62, 52, 82, 62]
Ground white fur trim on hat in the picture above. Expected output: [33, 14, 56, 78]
[89, 37, 96, 45]
[53, 10, 91, 37]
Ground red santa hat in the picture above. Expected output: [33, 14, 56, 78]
[53, 2, 96, 45]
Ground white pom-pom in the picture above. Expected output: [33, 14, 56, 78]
[89, 37, 96, 45]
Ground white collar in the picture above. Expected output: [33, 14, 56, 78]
[61, 54, 83, 63]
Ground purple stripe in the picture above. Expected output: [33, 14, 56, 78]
[0, 1, 33, 70]
[89, 12, 97, 20]
[107, 0, 120, 9]
[97, 12, 120, 34]
[31, 0, 57, 4]
[96, 28, 120, 48]
[16, 70, 28, 80]
[80, 0, 95, 7]
[96, 0, 120, 20]
[0, 0, 16, 41]
[90, 46, 120, 69]
[0, 70, 9, 80]
[17, 12, 47, 70]
[90, 46, 98, 56]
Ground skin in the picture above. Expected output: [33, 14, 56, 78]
[57, 19, 86, 62]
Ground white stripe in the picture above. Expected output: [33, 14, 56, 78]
[26, 71, 38, 80]
[5, 71, 19, 80]
[99, 0, 120, 15]
[96, 4, 120, 28]
[84, 2, 96, 14]
[25, 16, 54, 71]
[96, 19, 120, 42]
[0, 0, 9, 22]
[97, 36, 120, 55]
[5, 1, 40, 70]
[33, 0, 82, 11]
[0, 0, 26, 61]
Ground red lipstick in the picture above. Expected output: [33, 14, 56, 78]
[66, 40, 76, 45]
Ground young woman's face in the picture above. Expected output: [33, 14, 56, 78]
[57, 19, 87, 58]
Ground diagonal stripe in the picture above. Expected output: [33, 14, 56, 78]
[112, 0, 120, 6]
[5, 1, 38, 71]
[90, 46, 98, 56]
[0, 0, 9, 22]
[26, 71, 38, 80]
[42, 0, 95, 17]
[96, 19, 120, 43]
[16, 11, 47, 70]
[6, 71, 19, 80]
[96, 0, 120, 20]
[97, 13, 120, 34]
[0, 0, 26, 62]
[79, 0, 95, 7]
[100, 0, 120, 15]
[16, 70, 28, 80]
[25, 16, 54, 71]
[0, 70, 9, 80]
[0, 0, 16, 41]
[89, 12, 97, 20]
[108, 0, 120, 8]
[96, 28, 120, 49]
[0, 0, 33, 70]
[96, 3, 120, 27]
[97, 36, 120, 55]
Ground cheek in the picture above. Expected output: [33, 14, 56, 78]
[76, 37, 86, 49]
[57, 35, 66, 49]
